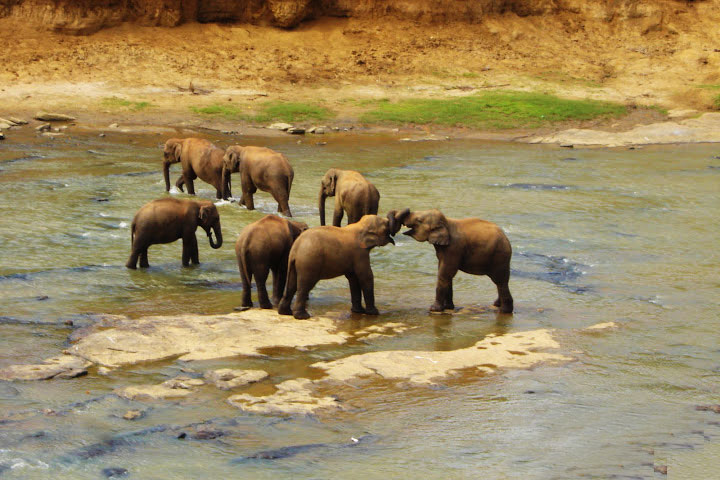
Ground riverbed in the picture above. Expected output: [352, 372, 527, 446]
[0, 128, 718, 478]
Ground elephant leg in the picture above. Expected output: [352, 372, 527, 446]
[271, 189, 292, 217]
[241, 174, 256, 210]
[254, 264, 273, 309]
[189, 234, 199, 265]
[278, 261, 297, 316]
[126, 240, 143, 269]
[183, 168, 197, 195]
[292, 274, 318, 320]
[181, 238, 191, 267]
[355, 258, 378, 315]
[139, 249, 149, 269]
[225, 176, 232, 200]
[346, 273, 365, 314]
[239, 260, 253, 308]
[490, 268, 513, 313]
[271, 259, 287, 306]
[332, 205, 344, 227]
[175, 175, 185, 192]
[431, 260, 459, 312]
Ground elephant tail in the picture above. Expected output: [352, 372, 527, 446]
[130, 221, 136, 247]
[239, 243, 252, 288]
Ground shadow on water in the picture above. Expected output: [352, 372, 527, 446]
[512, 252, 591, 294]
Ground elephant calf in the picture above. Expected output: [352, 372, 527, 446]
[163, 137, 228, 199]
[126, 198, 223, 269]
[389, 208, 513, 313]
[235, 215, 308, 309]
[319, 168, 380, 227]
[278, 214, 396, 319]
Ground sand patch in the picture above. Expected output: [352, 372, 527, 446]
[65, 309, 349, 368]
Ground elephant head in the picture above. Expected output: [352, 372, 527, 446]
[222, 146, 244, 199]
[287, 219, 309, 240]
[356, 215, 395, 249]
[318, 168, 339, 226]
[163, 138, 184, 192]
[391, 208, 450, 246]
[197, 201, 223, 249]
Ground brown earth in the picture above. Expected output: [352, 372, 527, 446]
[1, 0, 719, 132]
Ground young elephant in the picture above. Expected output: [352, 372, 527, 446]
[222, 146, 294, 216]
[278, 214, 395, 319]
[235, 215, 308, 309]
[126, 198, 223, 269]
[163, 138, 227, 199]
[318, 169, 380, 227]
[389, 208, 513, 313]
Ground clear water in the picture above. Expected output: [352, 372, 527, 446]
[0, 128, 718, 478]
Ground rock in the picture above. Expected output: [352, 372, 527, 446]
[204, 369, 268, 390]
[97, 366, 112, 375]
[99, 133, 106, 137]
[0, 122, 12, 130]
[109, 123, 119, 128]
[308, 126, 326, 134]
[696, 405, 720, 414]
[34, 112, 76, 122]
[331, 126, 340, 131]
[102, 467, 129, 478]
[7, 117, 28, 125]
[65, 310, 349, 368]
[35, 123, 51, 132]
[654, 465, 668, 475]
[268, 122, 293, 131]
[228, 378, 340, 415]
[0, 355, 91, 381]
[115, 378, 197, 401]
[287, 127, 305, 135]
[0, 132, 4, 140]
[585, 322, 618, 330]
[42, 132, 64, 138]
[122, 410, 144, 420]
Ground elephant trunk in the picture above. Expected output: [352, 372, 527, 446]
[208, 224, 223, 249]
[318, 189, 327, 226]
[163, 160, 171, 192]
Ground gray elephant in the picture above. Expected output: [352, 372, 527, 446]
[126, 198, 223, 269]
[318, 168, 380, 226]
[162, 137, 228, 199]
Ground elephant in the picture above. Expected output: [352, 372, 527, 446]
[318, 169, 380, 227]
[389, 208, 513, 313]
[126, 197, 223, 269]
[222, 145, 294, 217]
[235, 215, 308, 309]
[163, 138, 228, 199]
[278, 214, 395, 319]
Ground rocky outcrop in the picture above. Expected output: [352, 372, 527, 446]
[0, 0, 702, 35]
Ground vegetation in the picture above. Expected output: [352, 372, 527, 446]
[101, 97, 153, 111]
[191, 101, 334, 123]
[359, 91, 627, 129]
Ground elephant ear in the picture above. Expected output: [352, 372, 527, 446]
[428, 214, 450, 246]
[199, 205, 211, 222]
[324, 169, 337, 195]
[359, 231, 381, 249]
[173, 141, 183, 162]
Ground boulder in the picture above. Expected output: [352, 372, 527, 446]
[0, 355, 91, 381]
[0, 122, 11, 130]
[35, 123, 51, 132]
[204, 369, 268, 390]
[34, 112, 76, 122]
[7, 117, 28, 125]
[269, 122, 293, 131]
[286, 127, 305, 135]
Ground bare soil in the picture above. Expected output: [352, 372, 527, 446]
[1, 4, 719, 134]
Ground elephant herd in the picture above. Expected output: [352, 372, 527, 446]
[127, 137, 514, 318]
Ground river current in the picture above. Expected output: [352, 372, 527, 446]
[0, 128, 718, 478]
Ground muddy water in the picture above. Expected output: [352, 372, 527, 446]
[0, 128, 718, 479]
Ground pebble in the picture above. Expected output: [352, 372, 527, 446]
[102, 467, 129, 478]
[99, 133, 106, 137]
[109, 123, 119, 128]
[0, 132, 4, 140]
[35, 123, 51, 132]
[654, 465, 668, 475]
[34, 112, 76, 122]
[122, 410, 144, 421]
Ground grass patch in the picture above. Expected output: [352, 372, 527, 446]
[359, 91, 627, 129]
[190, 101, 334, 123]
[715, 94, 720, 110]
[102, 97, 153, 111]
[697, 84, 720, 90]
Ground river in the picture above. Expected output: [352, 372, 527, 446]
[0, 128, 718, 478]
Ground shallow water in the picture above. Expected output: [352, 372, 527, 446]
[0, 128, 718, 478]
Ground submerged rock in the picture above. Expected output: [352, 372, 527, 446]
[0, 355, 90, 381]
[66, 309, 349, 367]
[102, 467, 129, 478]
[228, 378, 340, 415]
[115, 375, 204, 401]
[204, 369, 269, 390]
[313, 329, 570, 385]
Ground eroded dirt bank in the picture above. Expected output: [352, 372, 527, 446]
[1, 0, 719, 137]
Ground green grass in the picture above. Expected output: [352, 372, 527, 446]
[359, 91, 627, 129]
[191, 101, 334, 123]
[697, 84, 720, 90]
[102, 97, 153, 111]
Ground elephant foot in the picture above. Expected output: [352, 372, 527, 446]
[364, 306, 379, 316]
[293, 310, 311, 320]
[493, 298, 501, 307]
[499, 302, 514, 314]
[278, 303, 293, 316]
[351, 306, 366, 314]
[234, 305, 252, 312]
[429, 302, 444, 312]
[125, 263, 137, 270]
[443, 303, 455, 311]
[259, 301, 273, 310]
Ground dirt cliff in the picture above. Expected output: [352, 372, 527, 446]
[0, 0, 703, 34]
